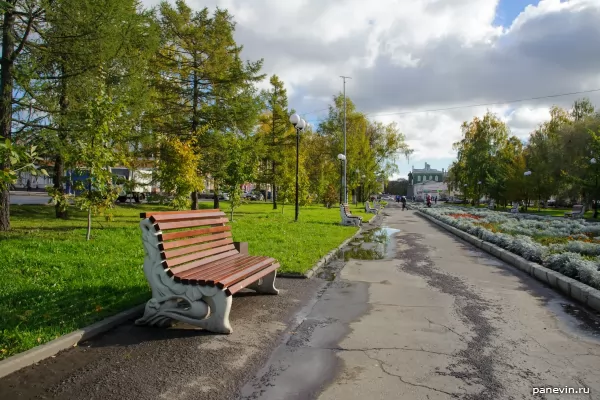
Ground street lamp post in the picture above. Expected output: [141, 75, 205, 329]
[340, 76, 351, 204]
[524, 170, 531, 211]
[477, 181, 482, 207]
[463, 183, 468, 203]
[290, 114, 307, 222]
[337, 154, 346, 204]
[361, 174, 366, 204]
[591, 158, 598, 218]
[354, 169, 360, 205]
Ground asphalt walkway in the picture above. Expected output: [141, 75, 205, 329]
[241, 205, 600, 400]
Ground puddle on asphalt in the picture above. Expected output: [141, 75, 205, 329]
[343, 226, 400, 261]
[558, 303, 600, 339]
[317, 226, 400, 281]
[548, 300, 600, 339]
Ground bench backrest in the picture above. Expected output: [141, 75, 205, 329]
[343, 204, 351, 215]
[140, 209, 237, 277]
[573, 205, 584, 212]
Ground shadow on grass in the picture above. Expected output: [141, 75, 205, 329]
[0, 284, 149, 358]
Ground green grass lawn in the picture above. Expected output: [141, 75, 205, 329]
[0, 201, 374, 360]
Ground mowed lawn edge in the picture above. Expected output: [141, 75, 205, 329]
[0, 202, 373, 360]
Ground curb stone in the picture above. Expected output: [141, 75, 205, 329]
[0, 304, 145, 379]
[279, 208, 385, 279]
[416, 211, 600, 313]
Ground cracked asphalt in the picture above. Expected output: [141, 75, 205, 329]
[240, 204, 600, 400]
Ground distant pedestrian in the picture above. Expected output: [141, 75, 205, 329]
[435, 196, 437, 204]
[401, 195, 407, 211]
[26, 179, 31, 192]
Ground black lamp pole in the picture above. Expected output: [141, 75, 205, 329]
[295, 126, 300, 222]
[289, 114, 305, 222]
[594, 164, 598, 219]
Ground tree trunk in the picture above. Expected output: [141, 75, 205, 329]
[272, 165, 277, 209]
[191, 54, 200, 212]
[213, 192, 220, 209]
[0, 188, 8, 231]
[191, 191, 198, 210]
[54, 74, 69, 219]
[0, 8, 16, 231]
[86, 206, 92, 241]
[53, 154, 67, 218]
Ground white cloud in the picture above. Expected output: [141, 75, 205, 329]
[141, 0, 600, 179]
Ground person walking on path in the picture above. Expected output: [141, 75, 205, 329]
[26, 179, 31, 192]
[401, 195, 406, 211]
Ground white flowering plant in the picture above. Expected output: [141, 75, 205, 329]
[414, 204, 600, 290]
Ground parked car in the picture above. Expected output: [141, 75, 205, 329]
[243, 191, 264, 201]
[197, 191, 228, 200]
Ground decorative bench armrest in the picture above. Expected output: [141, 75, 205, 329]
[234, 241, 249, 254]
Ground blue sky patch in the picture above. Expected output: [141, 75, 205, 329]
[494, 0, 540, 27]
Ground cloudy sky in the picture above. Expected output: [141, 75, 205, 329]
[141, 0, 600, 179]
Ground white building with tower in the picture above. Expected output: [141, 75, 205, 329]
[407, 163, 449, 200]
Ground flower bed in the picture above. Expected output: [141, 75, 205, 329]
[414, 205, 600, 290]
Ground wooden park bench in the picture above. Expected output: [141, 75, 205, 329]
[564, 204, 585, 219]
[365, 201, 378, 214]
[136, 209, 280, 334]
[340, 204, 362, 226]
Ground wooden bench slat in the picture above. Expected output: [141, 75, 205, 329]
[163, 238, 234, 259]
[157, 217, 229, 231]
[212, 258, 276, 289]
[175, 254, 256, 282]
[169, 249, 240, 275]
[190, 256, 269, 286]
[150, 211, 226, 223]
[161, 231, 232, 251]
[177, 255, 254, 285]
[161, 225, 231, 241]
[226, 263, 280, 296]
[165, 244, 236, 268]
[201, 256, 271, 285]
[140, 209, 220, 219]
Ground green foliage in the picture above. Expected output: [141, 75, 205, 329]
[155, 137, 204, 210]
[0, 141, 47, 191]
[448, 99, 600, 210]
[448, 111, 523, 203]
[223, 133, 256, 220]
[70, 91, 127, 239]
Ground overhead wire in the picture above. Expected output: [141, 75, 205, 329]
[296, 87, 600, 126]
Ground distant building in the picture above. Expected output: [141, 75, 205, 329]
[412, 181, 449, 199]
[407, 163, 448, 199]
